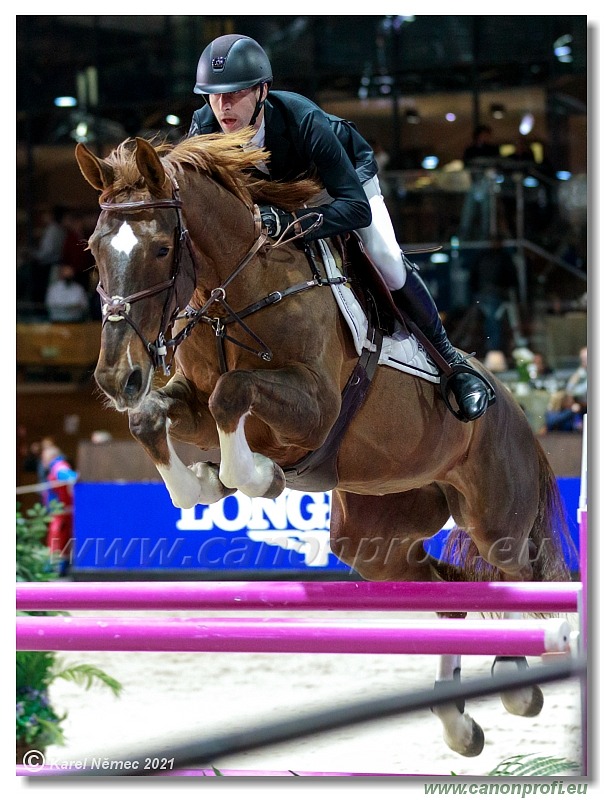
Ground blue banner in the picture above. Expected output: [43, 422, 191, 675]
[73, 478, 580, 575]
[73, 485, 343, 574]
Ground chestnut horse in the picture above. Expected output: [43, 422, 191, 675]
[75, 131, 571, 758]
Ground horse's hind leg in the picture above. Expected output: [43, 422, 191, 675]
[329, 487, 450, 581]
[491, 613, 544, 718]
[330, 488, 486, 756]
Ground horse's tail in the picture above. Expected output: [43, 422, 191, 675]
[528, 441, 575, 581]
[436, 441, 575, 582]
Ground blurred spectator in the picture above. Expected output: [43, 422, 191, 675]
[529, 351, 556, 390]
[459, 125, 500, 241]
[91, 430, 113, 444]
[29, 205, 69, 305]
[468, 237, 518, 355]
[544, 391, 585, 433]
[483, 350, 508, 373]
[508, 137, 537, 166]
[22, 436, 57, 491]
[365, 138, 391, 198]
[22, 440, 43, 477]
[40, 440, 78, 574]
[544, 346, 587, 432]
[368, 138, 391, 172]
[61, 210, 95, 292]
[531, 351, 554, 377]
[565, 345, 588, 410]
[502, 138, 540, 238]
[45, 263, 91, 322]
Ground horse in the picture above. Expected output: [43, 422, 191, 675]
[75, 130, 572, 758]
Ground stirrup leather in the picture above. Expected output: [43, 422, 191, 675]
[439, 355, 497, 422]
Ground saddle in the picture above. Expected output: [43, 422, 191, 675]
[282, 232, 420, 492]
[335, 233, 463, 377]
[332, 231, 401, 337]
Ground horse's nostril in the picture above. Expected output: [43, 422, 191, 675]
[124, 368, 143, 398]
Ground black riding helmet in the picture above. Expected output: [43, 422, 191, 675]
[194, 35, 272, 127]
[194, 34, 272, 94]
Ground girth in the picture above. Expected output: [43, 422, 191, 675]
[282, 241, 385, 491]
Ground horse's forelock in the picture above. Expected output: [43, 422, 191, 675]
[99, 139, 151, 202]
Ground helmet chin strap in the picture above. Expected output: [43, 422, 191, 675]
[248, 83, 267, 127]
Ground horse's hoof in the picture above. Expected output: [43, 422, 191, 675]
[501, 686, 544, 717]
[444, 718, 485, 757]
[262, 463, 286, 499]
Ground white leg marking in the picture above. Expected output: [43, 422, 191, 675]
[433, 652, 484, 756]
[218, 415, 276, 497]
[156, 430, 226, 508]
[436, 654, 461, 681]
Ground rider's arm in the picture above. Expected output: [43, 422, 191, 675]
[292, 109, 372, 240]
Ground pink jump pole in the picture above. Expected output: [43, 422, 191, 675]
[15, 581, 580, 613]
[17, 616, 570, 656]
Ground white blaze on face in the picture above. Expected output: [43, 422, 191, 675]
[110, 222, 138, 256]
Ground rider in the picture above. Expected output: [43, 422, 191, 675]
[188, 34, 493, 422]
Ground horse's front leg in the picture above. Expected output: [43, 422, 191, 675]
[432, 650, 485, 757]
[128, 375, 234, 509]
[209, 366, 340, 498]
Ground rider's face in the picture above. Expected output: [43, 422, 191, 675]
[209, 85, 265, 133]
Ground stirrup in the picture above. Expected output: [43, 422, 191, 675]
[439, 355, 497, 422]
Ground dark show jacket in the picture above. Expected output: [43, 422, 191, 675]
[188, 90, 378, 240]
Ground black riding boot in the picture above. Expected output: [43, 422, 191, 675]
[391, 268, 493, 421]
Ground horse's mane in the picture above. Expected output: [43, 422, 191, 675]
[101, 128, 323, 212]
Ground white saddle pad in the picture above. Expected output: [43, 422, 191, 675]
[316, 239, 440, 384]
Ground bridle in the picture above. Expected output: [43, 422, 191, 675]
[97, 178, 329, 375]
[98, 181, 198, 374]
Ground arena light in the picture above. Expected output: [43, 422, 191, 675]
[73, 121, 89, 142]
[519, 113, 535, 135]
[556, 171, 572, 181]
[421, 155, 439, 170]
[165, 114, 181, 126]
[553, 34, 573, 62]
[54, 96, 77, 107]
[445, 112, 456, 122]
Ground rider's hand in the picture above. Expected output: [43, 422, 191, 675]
[259, 205, 295, 238]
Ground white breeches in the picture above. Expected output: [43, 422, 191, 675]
[358, 175, 407, 291]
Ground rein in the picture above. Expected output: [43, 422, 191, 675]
[97, 179, 341, 376]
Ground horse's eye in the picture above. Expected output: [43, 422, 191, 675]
[157, 246, 170, 258]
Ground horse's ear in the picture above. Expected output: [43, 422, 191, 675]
[74, 143, 114, 191]
[135, 137, 168, 196]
